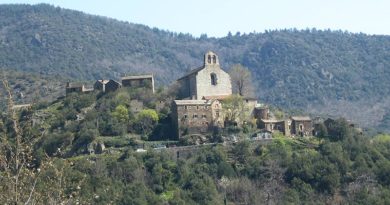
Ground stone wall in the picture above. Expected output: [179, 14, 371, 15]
[172, 100, 224, 138]
[196, 64, 232, 99]
[291, 120, 312, 136]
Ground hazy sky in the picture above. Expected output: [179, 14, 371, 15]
[0, 0, 389, 37]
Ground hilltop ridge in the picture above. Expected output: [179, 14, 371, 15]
[1, 4, 390, 132]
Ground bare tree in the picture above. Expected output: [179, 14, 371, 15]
[222, 95, 247, 125]
[0, 76, 82, 204]
[229, 64, 255, 98]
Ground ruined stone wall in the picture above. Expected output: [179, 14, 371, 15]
[291, 120, 313, 136]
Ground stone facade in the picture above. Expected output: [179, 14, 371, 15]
[172, 99, 222, 138]
[257, 119, 291, 136]
[121, 74, 155, 93]
[243, 97, 258, 118]
[172, 51, 233, 138]
[66, 82, 93, 95]
[254, 106, 270, 120]
[177, 51, 232, 100]
[290, 116, 312, 136]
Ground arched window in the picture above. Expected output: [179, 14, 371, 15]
[212, 55, 216, 64]
[299, 124, 304, 131]
[210, 73, 217, 85]
[207, 55, 211, 64]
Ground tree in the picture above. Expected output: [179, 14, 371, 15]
[222, 94, 247, 125]
[0, 78, 80, 204]
[111, 105, 129, 123]
[229, 64, 255, 97]
[134, 109, 159, 136]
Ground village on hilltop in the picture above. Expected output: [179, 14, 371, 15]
[65, 51, 361, 141]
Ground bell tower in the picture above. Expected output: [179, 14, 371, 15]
[204, 51, 219, 66]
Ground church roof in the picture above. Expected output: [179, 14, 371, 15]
[177, 66, 204, 80]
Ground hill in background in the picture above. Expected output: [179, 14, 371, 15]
[1, 4, 390, 132]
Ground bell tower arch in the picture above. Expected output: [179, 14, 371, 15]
[204, 51, 219, 66]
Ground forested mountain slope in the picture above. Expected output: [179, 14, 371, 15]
[1, 4, 390, 131]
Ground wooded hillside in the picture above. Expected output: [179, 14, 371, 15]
[1, 4, 390, 131]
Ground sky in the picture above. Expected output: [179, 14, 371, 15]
[0, 0, 389, 37]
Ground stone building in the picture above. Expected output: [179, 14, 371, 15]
[65, 82, 93, 95]
[121, 74, 155, 93]
[94, 79, 122, 93]
[172, 51, 232, 138]
[177, 51, 232, 100]
[254, 106, 270, 120]
[243, 97, 258, 118]
[290, 116, 313, 136]
[257, 119, 291, 136]
[172, 99, 223, 138]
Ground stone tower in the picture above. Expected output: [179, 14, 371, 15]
[177, 51, 232, 100]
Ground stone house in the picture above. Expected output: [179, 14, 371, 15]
[243, 97, 258, 118]
[290, 116, 313, 136]
[254, 106, 270, 120]
[257, 119, 291, 136]
[172, 99, 223, 138]
[121, 74, 155, 93]
[94, 79, 122, 93]
[177, 51, 232, 100]
[65, 82, 93, 95]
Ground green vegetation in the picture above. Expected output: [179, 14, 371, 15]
[1, 4, 390, 131]
[1, 5, 390, 203]
[1, 78, 390, 204]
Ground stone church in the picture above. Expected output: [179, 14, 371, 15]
[173, 51, 232, 138]
[177, 51, 232, 100]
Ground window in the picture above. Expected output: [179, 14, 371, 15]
[184, 114, 188, 119]
[184, 106, 188, 110]
[299, 124, 304, 131]
[197, 106, 199, 110]
[216, 111, 220, 117]
[210, 73, 217, 85]
[202, 114, 207, 118]
[207, 55, 211, 64]
[193, 114, 198, 118]
[213, 55, 216, 64]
